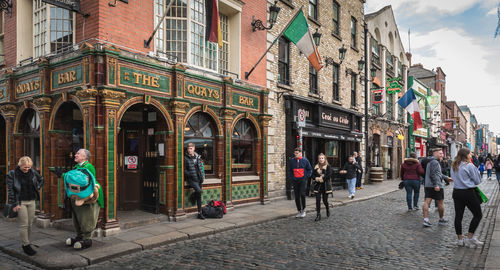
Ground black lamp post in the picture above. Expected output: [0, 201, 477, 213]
[357, 57, 365, 72]
[252, 1, 281, 31]
[313, 28, 322, 47]
[370, 66, 377, 78]
[339, 45, 347, 64]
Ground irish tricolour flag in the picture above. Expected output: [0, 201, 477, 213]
[283, 10, 323, 71]
[398, 88, 423, 130]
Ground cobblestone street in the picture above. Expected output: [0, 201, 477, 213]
[78, 179, 498, 270]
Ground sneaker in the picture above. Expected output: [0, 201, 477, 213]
[423, 220, 433, 227]
[295, 211, 302, 218]
[197, 212, 206, 220]
[438, 218, 449, 225]
[22, 244, 36, 256]
[465, 237, 484, 247]
[457, 239, 465, 247]
[413, 206, 419, 211]
[408, 208, 413, 212]
[73, 239, 92, 250]
[66, 236, 82, 246]
[300, 210, 306, 218]
[351, 195, 354, 199]
[348, 195, 352, 199]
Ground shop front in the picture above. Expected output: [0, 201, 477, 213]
[0, 44, 270, 233]
[284, 96, 362, 192]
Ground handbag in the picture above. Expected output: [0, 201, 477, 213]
[475, 187, 488, 204]
[398, 181, 405, 190]
[3, 203, 18, 218]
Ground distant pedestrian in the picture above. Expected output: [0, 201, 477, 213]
[471, 154, 480, 167]
[311, 153, 332, 221]
[494, 157, 500, 185]
[340, 156, 362, 199]
[478, 163, 485, 178]
[485, 158, 493, 180]
[353, 152, 364, 190]
[422, 148, 452, 227]
[400, 152, 424, 211]
[184, 143, 205, 219]
[7, 156, 44, 256]
[450, 148, 483, 247]
[289, 148, 312, 218]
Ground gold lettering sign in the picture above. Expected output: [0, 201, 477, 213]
[16, 80, 41, 95]
[238, 96, 254, 107]
[186, 84, 220, 100]
[131, 72, 160, 88]
[58, 70, 77, 84]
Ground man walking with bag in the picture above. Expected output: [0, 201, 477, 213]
[289, 148, 312, 218]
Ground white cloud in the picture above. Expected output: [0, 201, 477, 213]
[366, 0, 481, 15]
[486, 7, 497, 16]
[400, 28, 500, 133]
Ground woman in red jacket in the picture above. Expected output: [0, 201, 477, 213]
[400, 152, 425, 211]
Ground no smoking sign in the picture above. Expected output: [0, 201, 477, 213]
[125, 155, 138, 169]
[297, 109, 306, 127]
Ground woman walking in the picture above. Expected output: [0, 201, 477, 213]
[494, 157, 500, 186]
[450, 148, 483, 248]
[7, 156, 44, 256]
[400, 152, 425, 211]
[485, 158, 494, 180]
[340, 156, 362, 199]
[311, 154, 332, 221]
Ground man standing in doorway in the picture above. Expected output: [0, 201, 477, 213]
[422, 148, 452, 227]
[184, 143, 205, 219]
[289, 148, 312, 218]
[353, 152, 363, 190]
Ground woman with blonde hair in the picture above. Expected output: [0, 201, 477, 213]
[7, 156, 44, 256]
[311, 153, 332, 221]
[450, 148, 483, 247]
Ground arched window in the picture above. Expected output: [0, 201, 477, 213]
[184, 112, 215, 175]
[232, 119, 256, 173]
[21, 109, 41, 171]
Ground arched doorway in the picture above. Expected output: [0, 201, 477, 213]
[53, 102, 84, 169]
[19, 109, 41, 172]
[118, 104, 168, 213]
[0, 115, 6, 207]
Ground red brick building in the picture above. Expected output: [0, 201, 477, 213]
[0, 0, 269, 234]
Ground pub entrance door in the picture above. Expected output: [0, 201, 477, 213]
[118, 104, 167, 213]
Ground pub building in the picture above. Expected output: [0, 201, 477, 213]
[285, 95, 363, 190]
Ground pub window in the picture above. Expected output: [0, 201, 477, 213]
[309, 64, 318, 94]
[372, 83, 380, 115]
[332, 63, 339, 101]
[397, 60, 403, 76]
[350, 73, 356, 107]
[184, 112, 216, 176]
[387, 92, 393, 120]
[156, 0, 240, 74]
[326, 140, 340, 168]
[0, 11, 4, 64]
[332, 1, 340, 36]
[21, 109, 41, 172]
[231, 119, 256, 174]
[33, 0, 75, 58]
[386, 51, 393, 70]
[278, 36, 290, 85]
[371, 37, 379, 65]
[308, 0, 318, 21]
[398, 105, 404, 123]
[350, 17, 357, 48]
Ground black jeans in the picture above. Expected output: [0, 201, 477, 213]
[355, 172, 363, 187]
[315, 191, 329, 214]
[190, 181, 203, 213]
[452, 188, 483, 235]
[292, 180, 307, 212]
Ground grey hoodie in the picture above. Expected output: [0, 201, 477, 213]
[424, 156, 450, 188]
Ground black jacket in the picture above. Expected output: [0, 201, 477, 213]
[7, 167, 44, 207]
[342, 161, 362, 179]
[184, 152, 204, 186]
[311, 164, 332, 193]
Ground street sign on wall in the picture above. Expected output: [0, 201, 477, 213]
[297, 109, 306, 128]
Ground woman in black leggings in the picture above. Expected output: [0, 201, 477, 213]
[311, 154, 332, 221]
[450, 148, 483, 247]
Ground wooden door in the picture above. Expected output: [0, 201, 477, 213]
[118, 124, 142, 210]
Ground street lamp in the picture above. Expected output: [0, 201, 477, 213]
[370, 66, 377, 78]
[312, 28, 322, 47]
[252, 1, 281, 31]
[339, 44, 347, 64]
[357, 57, 365, 72]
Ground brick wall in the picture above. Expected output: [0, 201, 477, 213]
[3, 0, 17, 67]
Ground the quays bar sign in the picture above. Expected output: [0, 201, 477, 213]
[184, 81, 221, 103]
[42, 0, 81, 13]
[319, 107, 350, 129]
[52, 65, 84, 91]
[16, 77, 41, 98]
[118, 65, 171, 94]
[231, 91, 259, 111]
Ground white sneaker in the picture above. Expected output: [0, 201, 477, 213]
[300, 210, 306, 218]
[457, 239, 465, 247]
[465, 237, 484, 247]
[348, 195, 352, 199]
[295, 211, 302, 218]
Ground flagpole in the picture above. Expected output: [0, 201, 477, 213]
[245, 7, 304, 80]
[144, 0, 175, 48]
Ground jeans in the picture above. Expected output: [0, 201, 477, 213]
[315, 191, 329, 214]
[346, 178, 356, 196]
[452, 188, 482, 235]
[355, 172, 363, 188]
[403, 180, 420, 209]
[190, 181, 203, 213]
[18, 200, 36, 246]
[487, 169, 492, 178]
[292, 180, 307, 212]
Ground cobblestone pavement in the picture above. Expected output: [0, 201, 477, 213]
[1, 179, 497, 270]
[78, 180, 498, 270]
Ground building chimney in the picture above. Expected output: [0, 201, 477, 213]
[405, 52, 412, 67]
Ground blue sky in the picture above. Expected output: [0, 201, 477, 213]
[366, 0, 500, 135]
